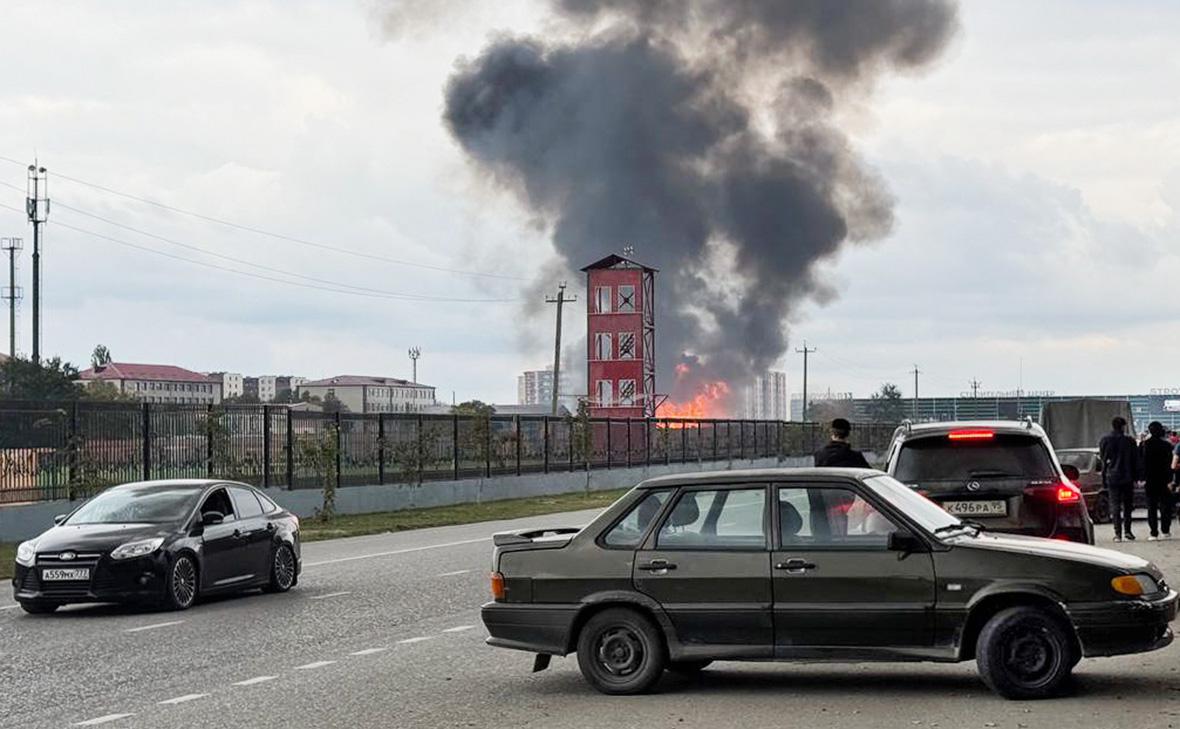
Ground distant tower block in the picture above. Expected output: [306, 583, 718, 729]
[582, 251, 657, 418]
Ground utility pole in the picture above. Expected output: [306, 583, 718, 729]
[545, 283, 576, 416]
[969, 378, 981, 399]
[911, 364, 921, 420]
[795, 341, 816, 422]
[1, 237, 21, 360]
[408, 346, 421, 384]
[26, 163, 48, 363]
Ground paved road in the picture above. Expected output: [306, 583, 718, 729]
[3, 509, 1179, 729]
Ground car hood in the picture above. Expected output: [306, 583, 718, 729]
[30, 523, 173, 553]
[955, 532, 1152, 572]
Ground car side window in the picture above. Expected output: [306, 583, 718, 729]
[230, 487, 265, 519]
[256, 491, 281, 514]
[778, 486, 897, 549]
[602, 489, 671, 547]
[656, 487, 766, 550]
[200, 488, 236, 522]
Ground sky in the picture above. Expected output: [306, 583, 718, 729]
[0, 0, 1177, 405]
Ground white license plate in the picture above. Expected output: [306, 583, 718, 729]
[944, 500, 1008, 517]
[41, 568, 90, 581]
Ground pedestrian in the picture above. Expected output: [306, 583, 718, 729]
[1099, 416, 1141, 542]
[814, 418, 871, 468]
[1139, 421, 1174, 540]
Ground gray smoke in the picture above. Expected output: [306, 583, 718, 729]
[442, 0, 958, 406]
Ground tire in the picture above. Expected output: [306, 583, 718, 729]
[19, 601, 59, 615]
[162, 553, 199, 611]
[667, 659, 713, 677]
[576, 608, 667, 695]
[264, 543, 297, 594]
[1093, 493, 1111, 524]
[976, 606, 1074, 700]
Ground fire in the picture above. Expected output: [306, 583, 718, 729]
[658, 381, 731, 420]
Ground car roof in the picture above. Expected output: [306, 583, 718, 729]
[896, 420, 1047, 440]
[106, 479, 250, 492]
[1056, 446, 1098, 453]
[635, 467, 881, 489]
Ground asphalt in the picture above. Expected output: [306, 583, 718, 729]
[2, 509, 1179, 729]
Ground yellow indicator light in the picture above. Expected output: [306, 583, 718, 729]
[1111, 575, 1144, 596]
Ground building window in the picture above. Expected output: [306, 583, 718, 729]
[596, 380, 613, 407]
[595, 286, 612, 314]
[595, 332, 613, 360]
[617, 285, 635, 313]
[618, 380, 636, 407]
[618, 332, 636, 359]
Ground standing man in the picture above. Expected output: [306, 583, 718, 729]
[1140, 421, 1174, 540]
[815, 418, 871, 468]
[1099, 416, 1141, 542]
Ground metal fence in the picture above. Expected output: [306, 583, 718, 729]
[0, 400, 898, 505]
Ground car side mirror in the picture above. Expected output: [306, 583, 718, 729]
[888, 529, 921, 553]
[53, 514, 67, 526]
[201, 511, 224, 526]
[1061, 464, 1080, 481]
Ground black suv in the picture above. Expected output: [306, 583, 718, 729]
[884, 421, 1094, 544]
[482, 468, 1174, 699]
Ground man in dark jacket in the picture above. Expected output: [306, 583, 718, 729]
[1099, 416, 1141, 542]
[815, 418, 871, 468]
[1141, 421, 1175, 540]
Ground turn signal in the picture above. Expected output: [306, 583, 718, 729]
[1111, 575, 1144, 596]
[490, 571, 506, 601]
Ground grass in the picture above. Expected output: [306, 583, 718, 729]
[0, 489, 629, 581]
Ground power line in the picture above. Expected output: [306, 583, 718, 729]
[0, 154, 525, 281]
[0, 201, 518, 304]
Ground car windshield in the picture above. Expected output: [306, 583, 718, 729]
[66, 485, 202, 525]
[864, 474, 962, 534]
[1056, 451, 1092, 470]
[894, 433, 1057, 482]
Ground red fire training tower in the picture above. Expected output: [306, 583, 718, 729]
[582, 252, 657, 418]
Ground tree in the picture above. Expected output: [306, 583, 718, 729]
[224, 393, 261, 405]
[866, 382, 906, 425]
[0, 356, 83, 400]
[81, 380, 136, 402]
[90, 344, 112, 370]
[322, 392, 348, 414]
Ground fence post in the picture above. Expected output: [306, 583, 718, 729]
[417, 413, 424, 485]
[67, 401, 79, 500]
[262, 405, 272, 489]
[142, 402, 151, 481]
[334, 411, 342, 491]
[205, 404, 214, 478]
[569, 419, 575, 472]
[626, 418, 632, 468]
[484, 416, 492, 478]
[514, 416, 522, 476]
[378, 413, 386, 485]
[453, 414, 460, 481]
[285, 407, 294, 489]
[605, 418, 612, 469]
[681, 422, 687, 463]
[543, 417, 550, 474]
[776, 420, 783, 461]
[645, 418, 652, 465]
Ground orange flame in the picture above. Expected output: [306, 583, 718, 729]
[658, 381, 731, 421]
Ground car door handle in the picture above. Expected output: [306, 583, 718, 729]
[775, 559, 817, 573]
[637, 559, 677, 571]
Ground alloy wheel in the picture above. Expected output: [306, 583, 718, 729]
[171, 556, 197, 608]
[274, 546, 295, 590]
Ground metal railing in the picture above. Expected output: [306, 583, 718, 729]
[0, 400, 897, 504]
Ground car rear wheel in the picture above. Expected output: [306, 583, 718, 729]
[576, 608, 666, 695]
[264, 543, 296, 593]
[162, 554, 198, 611]
[977, 606, 1074, 699]
[667, 659, 713, 677]
[19, 601, 59, 615]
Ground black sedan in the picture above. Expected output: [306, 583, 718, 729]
[12, 479, 300, 614]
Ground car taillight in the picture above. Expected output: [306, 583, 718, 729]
[948, 429, 995, 441]
[1056, 481, 1082, 504]
[1024, 480, 1082, 505]
[490, 571, 505, 601]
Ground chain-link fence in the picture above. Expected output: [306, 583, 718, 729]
[0, 400, 898, 504]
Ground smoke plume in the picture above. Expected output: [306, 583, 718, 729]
[442, 0, 958, 405]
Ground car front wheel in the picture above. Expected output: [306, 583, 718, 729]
[162, 554, 199, 611]
[576, 608, 666, 695]
[976, 606, 1074, 699]
[264, 543, 297, 593]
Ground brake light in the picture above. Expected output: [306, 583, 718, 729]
[948, 429, 995, 441]
[490, 571, 506, 601]
[1057, 482, 1082, 504]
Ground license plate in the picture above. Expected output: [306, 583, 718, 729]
[41, 568, 90, 581]
[944, 500, 1008, 517]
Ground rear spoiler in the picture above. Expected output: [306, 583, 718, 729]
[492, 527, 581, 547]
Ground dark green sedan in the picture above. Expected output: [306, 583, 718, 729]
[481, 468, 1176, 700]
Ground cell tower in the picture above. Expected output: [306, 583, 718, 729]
[26, 163, 49, 363]
[408, 346, 421, 384]
[0, 236, 22, 359]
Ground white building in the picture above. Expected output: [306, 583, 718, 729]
[296, 375, 436, 413]
[78, 362, 222, 405]
[518, 368, 556, 406]
[207, 372, 243, 399]
[743, 371, 789, 421]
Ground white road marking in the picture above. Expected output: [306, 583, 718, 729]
[436, 569, 471, 577]
[158, 694, 208, 706]
[303, 537, 490, 568]
[397, 636, 434, 645]
[0, 605, 18, 611]
[442, 625, 475, 633]
[233, 676, 278, 686]
[124, 620, 185, 633]
[309, 591, 352, 600]
[350, 647, 389, 656]
[75, 714, 134, 726]
[295, 660, 338, 670]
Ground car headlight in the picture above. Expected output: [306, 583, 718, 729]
[1111, 573, 1161, 597]
[110, 537, 165, 561]
[15, 540, 37, 567]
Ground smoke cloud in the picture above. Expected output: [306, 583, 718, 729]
[442, 1, 959, 405]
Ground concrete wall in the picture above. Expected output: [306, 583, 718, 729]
[0, 455, 810, 543]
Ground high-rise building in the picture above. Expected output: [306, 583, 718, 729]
[518, 368, 556, 406]
[744, 371, 789, 420]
